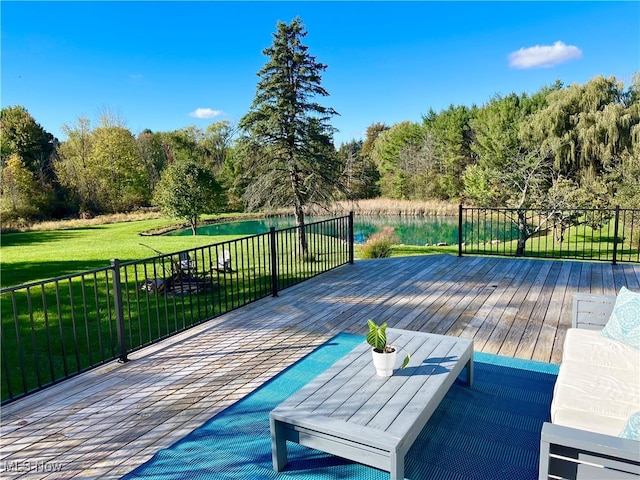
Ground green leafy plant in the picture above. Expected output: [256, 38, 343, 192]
[153, 160, 225, 236]
[366, 319, 410, 368]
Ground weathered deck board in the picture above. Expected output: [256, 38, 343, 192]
[496, 260, 554, 358]
[0, 255, 638, 479]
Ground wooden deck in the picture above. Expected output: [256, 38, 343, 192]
[1, 255, 639, 479]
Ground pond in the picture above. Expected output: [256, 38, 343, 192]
[169, 215, 472, 246]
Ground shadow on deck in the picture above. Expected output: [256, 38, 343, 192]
[1, 255, 638, 478]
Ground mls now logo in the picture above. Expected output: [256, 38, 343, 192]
[2, 460, 64, 473]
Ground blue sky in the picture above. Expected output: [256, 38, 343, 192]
[2, 1, 639, 146]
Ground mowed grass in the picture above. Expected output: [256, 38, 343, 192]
[2, 215, 353, 402]
[1, 215, 248, 289]
[1, 213, 446, 289]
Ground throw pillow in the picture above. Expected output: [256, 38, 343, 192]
[601, 286, 640, 350]
[619, 411, 640, 441]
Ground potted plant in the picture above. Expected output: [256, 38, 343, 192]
[367, 320, 410, 377]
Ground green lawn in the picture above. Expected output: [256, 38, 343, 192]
[1, 215, 354, 402]
[391, 244, 457, 257]
[1, 214, 447, 289]
[462, 221, 638, 262]
[1, 216, 252, 289]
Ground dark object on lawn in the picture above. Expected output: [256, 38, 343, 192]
[138, 244, 212, 295]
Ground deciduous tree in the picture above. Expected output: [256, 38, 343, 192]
[56, 115, 149, 214]
[137, 129, 168, 194]
[200, 121, 238, 171]
[0, 106, 57, 185]
[612, 151, 640, 209]
[464, 148, 554, 255]
[337, 140, 379, 199]
[465, 93, 554, 255]
[0, 106, 59, 218]
[523, 76, 638, 182]
[371, 121, 424, 198]
[0, 154, 47, 221]
[55, 117, 96, 213]
[385, 132, 439, 200]
[92, 123, 148, 212]
[152, 160, 224, 235]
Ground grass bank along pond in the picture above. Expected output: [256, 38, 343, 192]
[168, 215, 518, 246]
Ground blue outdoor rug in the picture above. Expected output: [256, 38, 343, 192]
[122, 333, 559, 480]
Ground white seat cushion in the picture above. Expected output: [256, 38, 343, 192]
[562, 328, 640, 372]
[551, 359, 640, 437]
[553, 409, 628, 437]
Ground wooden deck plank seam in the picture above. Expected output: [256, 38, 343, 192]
[1, 255, 637, 480]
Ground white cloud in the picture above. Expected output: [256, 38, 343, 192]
[129, 73, 143, 80]
[189, 108, 223, 119]
[508, 41, 582, 69]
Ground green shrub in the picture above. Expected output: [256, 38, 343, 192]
[360, 227, 399, 258]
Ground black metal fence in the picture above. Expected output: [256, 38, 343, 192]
[1, 215, 354, 404]
[458, 205, 640, 264]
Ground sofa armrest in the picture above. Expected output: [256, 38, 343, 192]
[539, 422, 640, 480]
[572, 293, 616, 329]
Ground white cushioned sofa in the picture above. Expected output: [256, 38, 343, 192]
[539, 290, 640, 480]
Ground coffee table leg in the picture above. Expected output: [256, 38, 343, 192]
[270, 417, 288, 471]
[390, 451, 404, 480]
[465, 357, 474, 386]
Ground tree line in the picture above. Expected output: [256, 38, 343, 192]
[354, 75, 639, 211]
[2, 19, 638, 234]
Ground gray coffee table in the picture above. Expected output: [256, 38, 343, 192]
[270, 328, 474, 480]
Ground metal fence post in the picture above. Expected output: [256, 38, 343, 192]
[612, 205, 620, 266]
[349, 211, 355, 264]
[110, 259, 128, 362]
[458, 204, 463, 257]
[269, 227, 278, 297]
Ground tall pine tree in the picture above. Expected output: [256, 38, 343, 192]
[239, 17, 340, 255]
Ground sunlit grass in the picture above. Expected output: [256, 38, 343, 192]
[462, 215, 638, 262]
[1, 215, 250, 288]
[2, 225, 350, 402]
[386, 244, 457, 257]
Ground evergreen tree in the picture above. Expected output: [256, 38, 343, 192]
[422, 105, 476, 200]
[239, 17, 341, 254]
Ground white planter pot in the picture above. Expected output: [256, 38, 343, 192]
[371, 347, 397, 377]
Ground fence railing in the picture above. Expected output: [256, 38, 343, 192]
[458, 205, 639, 264]
[1, 214, 354, 404]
